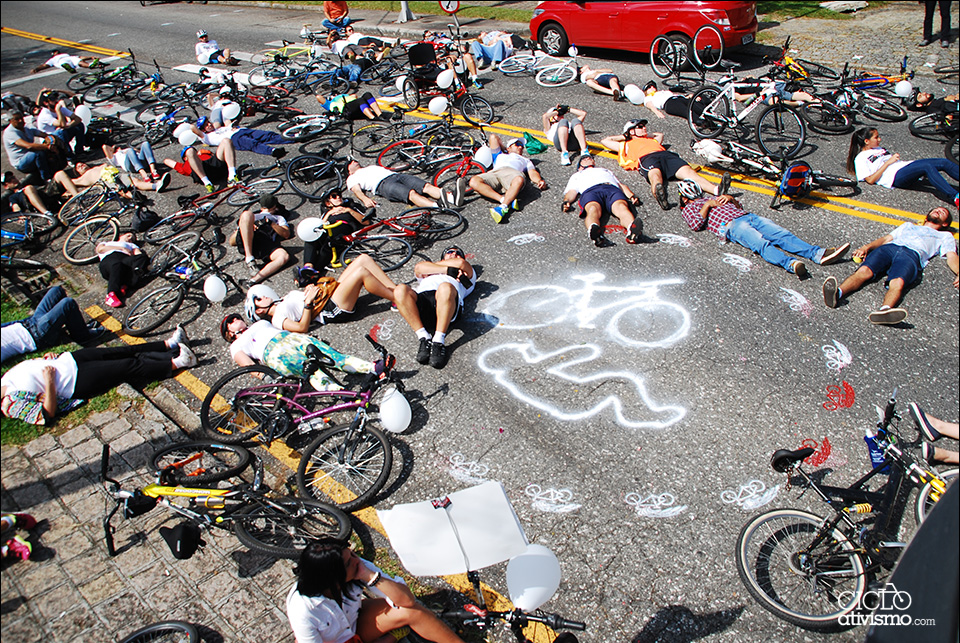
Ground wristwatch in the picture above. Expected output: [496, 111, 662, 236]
[365, 571, 382, 587]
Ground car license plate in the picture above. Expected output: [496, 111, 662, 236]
[742, 34, 755, 45]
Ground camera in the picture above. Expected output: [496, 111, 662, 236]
[556, 104, 569, 116]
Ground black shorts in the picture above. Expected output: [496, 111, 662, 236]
[662, 96, 691, 118]
[194, 156, 227, 184]
[415, 289, 461, 333]
[237, 226, 282, 260]
[376, 173, 427, 203]
[578, 183, 627, 217]
[638, 150, 688, 181]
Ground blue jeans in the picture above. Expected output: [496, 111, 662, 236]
[322, 16, 351, 32]
[1, 286, 92, 352]
[53, 124, 86, 156]
[117, 142, 156, 174]
[232, 128, 287, 156]
[892, 158, 959, 202]
[15, 150, 52, 181]
[470, 40, 509, 65]
[725, 213, 823, 272]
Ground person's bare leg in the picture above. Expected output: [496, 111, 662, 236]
[611, 200, 635, 228]
[393, 284, 424, 333]
[468, 176, 503, 203]
[585, 78, 614, 96]
[881, 277, 906, 309]
[21, 185, 51, 213]
[217, 139, 237, 176]
[837, 265, 875, 299]
[223, 48, 232, 60]
[357, 599, 464, 643]
[252, 247, 289, 283]
[556, 124, 570, 153]
[183, 148, 208, 183]
[433, 283, 458, 334]
[236, 210, 256, 260]
[331, 254, 397, 310]
[53, 170, 80, 197]
[583, 202, 602, 232]
[500, 176, 525, 206]
[646, 168, 664, 196]
[571, 122, 588, 152]
[676, 165, 720, 196]
[931, 447, 960, 465]
[408, 190, 438, 208]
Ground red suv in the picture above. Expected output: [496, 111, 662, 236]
[530, 1, 758, 58]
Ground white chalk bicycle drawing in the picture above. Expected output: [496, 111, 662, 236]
[624, 491, 688, 518]
[524, 484, 581, 513]
[448, 453, 490, 484]
[822, 339, 852, 372]
[721, 479, 780, 510]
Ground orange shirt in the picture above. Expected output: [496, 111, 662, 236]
[618, 137, 665, 170]
[324, 1, 348, 20]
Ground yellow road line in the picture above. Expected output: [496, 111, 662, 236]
[2, 27, 130, 58]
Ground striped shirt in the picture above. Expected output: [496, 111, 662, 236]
[680, 197, 747, 238]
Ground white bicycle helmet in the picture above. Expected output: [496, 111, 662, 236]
[677, 179, 703, 201]
[622, 119, 645, 138]
[244, 284, 281, 322]
[197, 29, 208, 39]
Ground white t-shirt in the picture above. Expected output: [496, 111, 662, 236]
[46, 53, 82, 69]
[254, 208, 288, 228]
[1, 323, 37, 363]
[563, 167, 621, 195]
[346, 165, 394, 194]
[36, 105, 75, 134]
[196, 40, 221, 64]
[854, 147, 911, 189]
[887, 223, 957, 268]
[271, 290, 307, 330]
[286, 560, 401, 643]
[493, 152, 534, 174]
[416, 269, 476, 305]
[0, 352, 78, 401]
[230, 320, 282, 362]
[644, 90, 677, 111]
[97, 240, 139, 262]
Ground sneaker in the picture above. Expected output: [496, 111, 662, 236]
[718, 172, 732, 196]
[625, 219, 643, 244]
[560, 151, 571, 166]
[588, 223, 602, 245]
[167, 324, 189, 349]
[820, 243, 850, 266]
[490, 204, 507, 223]
[490, 61, 498, 71]
[245, 256, 259, 276]
[6, 535, 32, 561]
[509, 199, 519, 212]
[429, 341, 448, 368]
[416, 337, 431, 365]
[612, 88, 622, 102]
[11, 513, 37, 530]
[868, 307, 907, 325]
[822, 276, 839, 308]
[104, 292, 123, 308]
[472, 77, 483, 90]
[918, 39, 932, 47]
[792, 261, 808, 279]
[654, 183, 669, 210]
[921, 442, 936, 466]
[909, 403, 942, 442]
[390, 110, 404, 121]
[271, 147, 288, 159]
[940, 40, 949, 48]
[154, 172, 171, 192]
[151, 171, 161, 181]
[443, 191, 455, 208]
[453, 177, 467, 207]
[205, 183, 216, 193]
[228, 176, 241, 186]
[84, 321, 107, 342]
[172, 344, 198, 369]
[438, 190, 449, 209]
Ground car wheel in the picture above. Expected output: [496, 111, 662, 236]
[538, 23, 569, 56]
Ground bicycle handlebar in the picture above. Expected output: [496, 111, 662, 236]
[442, 607, 586, 632]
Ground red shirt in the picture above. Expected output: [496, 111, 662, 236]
[680, 197, 746, 238]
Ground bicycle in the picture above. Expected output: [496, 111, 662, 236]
[765, 36, 840, 89]
[66, 49, 147, 92]
[199, 335, 408, 512]
[688, 75, 807, 159]
[809, 63, 909, 124]
[907, 108, 958, 165]
[101, 440, 351, 560]
[934, 63, 958, 86]
[118, 621, 199, 643]
[735, 388, 957, 631]
[650, 24, 725, 82]
[533, 47, 580, 88]
[377, 138, 472, 176]
[843, 56, 914, 92]
[61, 189, 160, 265]
[353, 113, 476, 157]
[1, 212, 59, 304]
[277, 113, 338, 142]
[122, 229, 244, 335]
[498, 45, 566, 77]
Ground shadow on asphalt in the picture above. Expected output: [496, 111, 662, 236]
[631, 604, 745, 643]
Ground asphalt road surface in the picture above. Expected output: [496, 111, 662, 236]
[2, 3, 958, 642]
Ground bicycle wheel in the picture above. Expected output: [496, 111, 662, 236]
[145, 210, 201, 244]
[688, 87, 728, 139]
[795, 59, 841, 81]
[118, 620, 199, 643]
[810, 172, 857, 190]
[535, 64, 577, 88]
[359, 59, 402, 84]
[692, 25, 724, 70]
[82, 83, 118, 104]
[58, 184, 108, 226]
[233, 496, 351, 558]
[149, 231, 201, 275]
[498, 54, 536, 75]
[297, 421, 393, 511]
[459, 94, 495, 125]
[66, 72, 102, 91]
[394, 207, 464, 234]
[62, 216, 118, 264]
[247, 84, 291, 101]
[915, 469, 958, 524]
[151, 441, 250, 484]
[280, 118, 332, 142]
[433, 159, 486, 193]
[801, 101, 852, 134]
[756, 104, 806, 159]
[735, 508, 866, 630]
[0, 257, 58, 301]
[287, 155, 342, 200]
[1, 212, 58, 247]
[343, 236, 413, 272]
[908, 112, 948, 139]
[947, 135, 959, 166]
[122, 284, 185, 336]
[378, 140, 426, 171]
[200, 365, 294, 443]
[859, 92, 907, 122]
[426, 129, 475, 148]
[226, 178, 283, 206]
[650, 36, 678, 79]
[353, 123, 400, 156]
[401, 78, 421, 111]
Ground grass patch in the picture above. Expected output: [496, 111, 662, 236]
[276, 1, 533, 24]
[757, 1, 888, 21]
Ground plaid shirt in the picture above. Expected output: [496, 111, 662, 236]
[680, 196, 747, 238]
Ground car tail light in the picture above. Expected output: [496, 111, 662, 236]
[701, 10, 731, 25]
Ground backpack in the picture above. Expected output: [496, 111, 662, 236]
[772, 162, 812, 209]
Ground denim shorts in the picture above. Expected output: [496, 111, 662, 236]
[863, 243, 922, 286]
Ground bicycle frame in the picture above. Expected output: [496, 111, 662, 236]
[705, 80, 778, 128]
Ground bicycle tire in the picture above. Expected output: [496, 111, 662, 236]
[58, 184, 108, 226]
[947, 135, 959, 165]
[458, 94, 495, 126]
[353, 123, 401, 156]
[122, 284, 185, 336]
[859, 92, 907, 122]
[148, 231, 201, 275]
[394, 207, 464, 234]
[535, 64, 577, 88]
[692, 25, 724, 70]
[401, 78, 421, 111]
[280, 118, 332, 142]
[135, 102, 199, 126]
[287, 155, 342, 201]
[755, 104, 806, 159]
[343, 236, 413, 272]
[145, 210, 201, 244]
[247, 85, 291, 101]
[915, 469, 958, 525]
[433, 159, 486, 193]
[378, 139, 427, 171]
[82, 83, 119, 104]
[359, 59, 402, 84]
[800, 101, 852, 134]
[296, 421, 393, 511]
[118, 620, 199, 643]
[649, 36, 678, 79]
[226, 178, 283, 207]
[794, 59, 841, 81]
[426, 129, 476, 148]
[498, 54, 536, 75]
[233, 496, 351, 558]
[735, 508, 866, 631]
[908, 112, 951, 139]
[810, 172, 857, 190]
[1, 212, 58, 247]
[688, 87, 728, 139]
[66, 72, 102, 91]
[151, 441, 250, 484]
[200, 365, 292, 443]
[62, 216, 119, 265]
[0, 257, 58, 297]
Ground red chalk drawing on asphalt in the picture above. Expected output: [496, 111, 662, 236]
[823, 381, 855, 410]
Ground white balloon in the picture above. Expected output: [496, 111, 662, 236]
[894, 80, 913, 98]
[296, 217, 325, 243]
[474, 145, 493, 168]
[506, 544, 561, 611]
[567, 45, 578, 57]
[178, 130, 198, 146]
[173, 123, 192, 137]
[203, 275, 227, 302]
[379, 386, 411, 433]
[396, 75, 409, 92]
[623, 83, 644, 105]
[74, 104, 92, 127]
[453, 59, 466, 74]
[222, 101, 241, 120]
[437, 68, 455, 89]
[428, 96, 449, 115]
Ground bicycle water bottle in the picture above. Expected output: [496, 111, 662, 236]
[409, 124, 428, 136]
[864, 427, 889, 473]
[173, 265, 193, 279]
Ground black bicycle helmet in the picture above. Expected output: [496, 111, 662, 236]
[441, 245, 465, 260]
[220, 313, 243, 342]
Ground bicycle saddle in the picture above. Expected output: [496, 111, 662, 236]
[720, 60, 741, 70]
[302, 345, 337, 380]
[770, 447, 815, 473]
